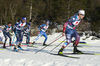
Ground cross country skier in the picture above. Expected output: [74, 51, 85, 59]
[0, 28, 3, 43]
[2, 22, 12, 48]
[13, 17, 30, 51]
[24, 25, 31, 44]
[32, 20, 50, 46]
[13, 19, 21, 33]
[58, 10, 85, 55]
[13, 19, 21, 44]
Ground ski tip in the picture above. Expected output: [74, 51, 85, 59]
[0, 49, 6, 50]
[94, 54, 100, 55]
[67, 55, 80, 59]
[79, 43, 90, 45]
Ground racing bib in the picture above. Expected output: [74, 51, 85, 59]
[72, 21, 80, 26]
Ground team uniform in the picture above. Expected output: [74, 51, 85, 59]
[24, 26, 31, 44]
[32, 20, 49, 46]
[63, 13, 81, 47]
[13, 22, 20, 43]
[13, 22, 19, 33]
[14, 18, 30, 51]
[58, 10, 85, 54]
[2, 25, 12, 48]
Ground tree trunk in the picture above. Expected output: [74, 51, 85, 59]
[30, 0, 32, 19]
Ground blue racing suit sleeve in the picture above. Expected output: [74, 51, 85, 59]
[3, 25, 12, 33]
[3, 26, 7, 32]
[15, 22, 19, 27]
[24, 27, 30, 34]
[38, 24, 44, 31]
[26, 22, 30, 26]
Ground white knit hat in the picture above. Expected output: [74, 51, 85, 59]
[78, 10, 85, 15]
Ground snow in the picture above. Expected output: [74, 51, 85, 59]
[0, 32, 100, 66]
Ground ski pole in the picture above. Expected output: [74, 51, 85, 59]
[11, 33, 16, 44]
[50, 39, 66, 52]
[54, 33, 62, 39]
[26, 30, 30, 49]
[35, 36, 63, 54]
[10, 31, 16, 50]
[33, 33, 62, 44]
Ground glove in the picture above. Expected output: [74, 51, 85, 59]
[9, 32, 14, 36]
[38, 31, 40, 34]
[0, 30, 2, 33]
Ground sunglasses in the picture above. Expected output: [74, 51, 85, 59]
[81, 14, 85, 16]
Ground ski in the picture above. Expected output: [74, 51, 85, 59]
[12, 50, 25, 53]
[0, 47, 7, 50]
[79, 43, 90, 45]
[0, 48, 6, 50]
[35, 44, 56, 47]
[0, 49, 6, 50]
[28, 45, 38, 48]
[22, 43, 56, 47]
[63, 52, 100, 55]
[27, 44, 56, 47]
[0, 47, 26, 53]
[59, 41, 86, 43]
[11, 49, 27, 53]
[18, 49, 30, 51]
[50, 53, 80, 59]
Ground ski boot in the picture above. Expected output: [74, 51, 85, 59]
[18, 44, 23, 50]
[58, 47, 64, 55]
[43, 42, 48, 46]
[73, 48, 83, 54]
[43, 44, 48, 46]
[3, 43, 6, 48]
[9, 42, 13, 46]
[26, 41, 30, 44]
[14, 47, 18, 52]
[73, 44, 83, 54]
[10, 44, 12, 46]
[31, 41, 35, 46]
[73, 41, 75, 47]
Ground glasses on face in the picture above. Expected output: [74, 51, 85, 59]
[81, 14, 85, 16]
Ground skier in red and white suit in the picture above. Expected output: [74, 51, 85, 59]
[58, 10, 85, 55]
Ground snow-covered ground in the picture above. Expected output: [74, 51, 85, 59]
[0, 32, 100, 66]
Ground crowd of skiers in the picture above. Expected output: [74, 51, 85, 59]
[0, 9, 85, 54]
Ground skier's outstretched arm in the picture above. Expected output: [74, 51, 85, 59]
[62, 22, 68, 36]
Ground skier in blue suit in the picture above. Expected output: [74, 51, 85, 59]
[32, 20, 50, 46]
[13, 19, 21, 33]
[2, 22, 12, 48]
[14, 17, 30, 51]
[24, 26, 31, 44]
